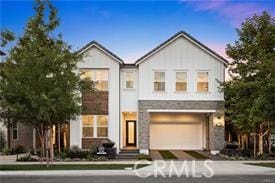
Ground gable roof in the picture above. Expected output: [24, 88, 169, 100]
[135, 31, 229, 66]
[77, 41, 124, 65]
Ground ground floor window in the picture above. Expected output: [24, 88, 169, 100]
[82, 115, 108, 138]
[12, 123, 18, 140]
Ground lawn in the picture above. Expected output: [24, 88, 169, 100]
[0, 164, 149, 171]
[158, 150, 178, 160]
[184, 151, 209, 160]
[247, 163, 275, 168]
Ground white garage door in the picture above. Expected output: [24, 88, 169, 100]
[150, 122, 203, 150]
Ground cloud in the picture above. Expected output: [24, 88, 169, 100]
[182, 0, 274, 26]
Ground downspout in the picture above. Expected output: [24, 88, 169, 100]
[118, 64, 121, 152]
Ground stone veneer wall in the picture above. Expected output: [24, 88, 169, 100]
[138, 100, 225, 152]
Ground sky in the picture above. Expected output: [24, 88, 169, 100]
[1, 0, 275, 63]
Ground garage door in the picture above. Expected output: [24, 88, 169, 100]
[150, 122, 203, 150]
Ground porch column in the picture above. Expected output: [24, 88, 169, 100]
[209, 112, 225, 154]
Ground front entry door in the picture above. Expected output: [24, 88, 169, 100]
[126, 120, 136, 146]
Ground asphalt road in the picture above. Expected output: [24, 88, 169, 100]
[1, 175, 275, 183]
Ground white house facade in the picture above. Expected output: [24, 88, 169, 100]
[70, 31, 228, 154]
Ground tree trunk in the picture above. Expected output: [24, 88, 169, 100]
[45, 128, 49, 167]
[50, 126, 54, 165]
[38, 127, 45, 165]
[258, 132, 264, 156]
[58, 123, 61, 159]
[253, 133, 257, 159]
[268, 122, 272, 154]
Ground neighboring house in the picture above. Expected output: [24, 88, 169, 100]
[0, 50, 8, 148]
[7, 31, 228, 154]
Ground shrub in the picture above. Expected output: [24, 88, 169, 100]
[138, 154, 152, 161]
[14, 145, 26, 154]
[90, 144, 98, 155]
[0, 130, 6, 152]
[225, 142, 239, 149]
[66, 146, 90, 159]
[2, 147, 12, 155]
[17, 154, 38, 162]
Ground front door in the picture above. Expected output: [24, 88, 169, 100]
[126, 120, 136, 146]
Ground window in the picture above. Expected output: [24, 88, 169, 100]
[12, 123, 18, 140]
[97, 116, 108, 137]
[81, 69, 108, 91]
[176, 72, 187, 91]
[197, 72, 209, 92]
[82, 115, 108, 138]
[125, 71, 135, 89]
[82, 115, 94, 138]
[154, 72, 165, 91]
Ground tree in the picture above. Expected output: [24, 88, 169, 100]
[225, 11, 275, 157]
[0, 0, 90, 166]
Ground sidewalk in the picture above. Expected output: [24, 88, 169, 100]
[1, 160, 274, 176]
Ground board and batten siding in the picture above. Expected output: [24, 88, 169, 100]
[120, 68, 138, 112]
[70, 46, 120, 149]
[138, 37, 225, 101]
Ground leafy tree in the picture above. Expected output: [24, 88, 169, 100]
[0, 0, 90, 166]
[225, 11, 275, 157]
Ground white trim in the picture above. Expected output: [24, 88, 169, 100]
[147, 109, 217, 113]
[135, 33, 228, 65]
[79, 44, 123, 64]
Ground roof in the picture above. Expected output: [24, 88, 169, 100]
[135, 31, 229, 66]
[77, 41, 124, 65]
[0, 50, 6, 56]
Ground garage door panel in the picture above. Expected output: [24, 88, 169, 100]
[150, 123, 202, 150]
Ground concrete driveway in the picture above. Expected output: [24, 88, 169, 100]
[150, 150, 204, 160]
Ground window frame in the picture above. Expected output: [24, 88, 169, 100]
[175, 71, 188, 92]
[196, 71, 210, 93]
[82, 115, 108, 138]
[153, 71, 166, 92]
[82, 115, 94, 138]
[80, 69, 109, 91]
[124, 71, 136, 89]
[96, 115, 108, 138]
[12, 123, 18, 141]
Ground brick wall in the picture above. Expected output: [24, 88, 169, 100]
[82, 138, 108, 149]
[10, 123, 34, 149]
[82, 91, 108, 115]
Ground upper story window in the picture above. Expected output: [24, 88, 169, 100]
[81, 69, 108, 91]
[175, 72, 187, 92]
[125, 71, 135, 89]
[12, 123, 18, 140]
[197, 72, 209, 92]
[154, 71, 165, 92]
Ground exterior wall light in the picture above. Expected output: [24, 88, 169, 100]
[216, 122, 222, 127]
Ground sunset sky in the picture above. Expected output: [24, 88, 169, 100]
[1, 0, 275, 63]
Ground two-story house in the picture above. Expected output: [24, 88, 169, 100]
[70, 31, 228, 155]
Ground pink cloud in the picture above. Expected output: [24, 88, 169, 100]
[182, 0, 274, 26]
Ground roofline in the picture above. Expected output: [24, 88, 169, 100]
[135, 31, 229, 66]
[77, 41, 124, 65]
[0, 50, 6, 56]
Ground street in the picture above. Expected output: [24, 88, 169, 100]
[1, 175, 275, 183]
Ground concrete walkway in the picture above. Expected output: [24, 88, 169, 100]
[1, 161, 274, 176]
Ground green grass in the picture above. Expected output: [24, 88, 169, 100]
[247, 163, 275, 168]
[184, 151, 209, 160]
[0, 164, 149, 171]
[159, 150, 178, 160]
